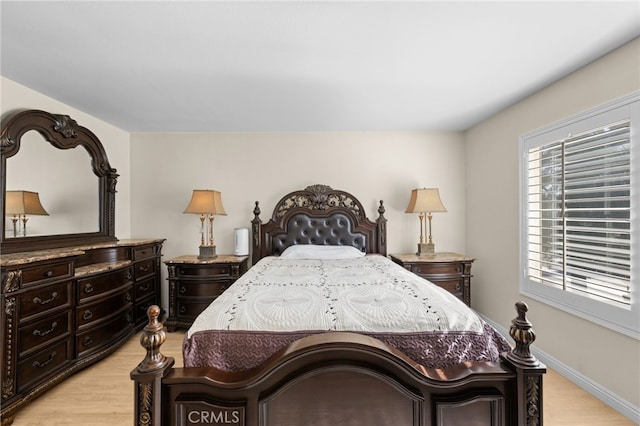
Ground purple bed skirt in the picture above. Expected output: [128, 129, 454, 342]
[183, 321, 511, 371]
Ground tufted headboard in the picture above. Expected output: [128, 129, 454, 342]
[251, 184, 387, 264]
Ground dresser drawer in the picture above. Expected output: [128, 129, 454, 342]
[76, 288, 132, 330]
[175, 264, 233, 278]
[175, 280, 229, 298]
[134, 276, 156, 299]
[133, 245, 156, 260]
[19, 281, 72, 323]
[135, 293, 160, 326]
[17, 339, 72, 393]
[76, 308, 133, 358]
[20, 260, 73, 287]
[77, 267, 133, 302]
[135, 258, 155, 280]
[410, 262, 464, 276]
[18, 311, 72, 358]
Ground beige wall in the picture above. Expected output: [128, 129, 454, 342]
[1, 77, 132, 238]
[466, 38, 640, 410]
[129, 131, 467, 265]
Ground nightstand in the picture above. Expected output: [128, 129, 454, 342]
[165, 255, 249, 331]
[389, 253, 474, 306]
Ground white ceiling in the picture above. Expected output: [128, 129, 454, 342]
[1, 1, 639, 132]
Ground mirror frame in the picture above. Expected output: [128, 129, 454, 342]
[1, 109, 118, 254]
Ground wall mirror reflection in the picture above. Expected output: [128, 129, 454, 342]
[4, 130, 99, 239]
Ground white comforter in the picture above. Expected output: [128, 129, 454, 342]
[188, 254, 483, 337]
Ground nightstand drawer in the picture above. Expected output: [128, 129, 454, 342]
[176, 280, 230, 298]
[429, 278, 464, 300]
[176, 299, 216, 320]
[411, 262, 463, 276]
[176, 264, 233, 278]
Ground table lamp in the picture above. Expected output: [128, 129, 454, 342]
[183, 189, 227, 259]
[405, 188, 447, 255]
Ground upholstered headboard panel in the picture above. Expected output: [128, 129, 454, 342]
[251, 184, 387, 264]
[270, 212, 368, 256]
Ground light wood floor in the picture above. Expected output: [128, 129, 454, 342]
[8, 331, 636, 426]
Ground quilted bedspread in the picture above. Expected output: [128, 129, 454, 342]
[183, 255, 511, 371]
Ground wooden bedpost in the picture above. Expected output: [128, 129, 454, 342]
[376, 200, 387, 256]
[130, 305, 175, 426]
[501, 301, 546, 426]
[251, 200, 263, 265]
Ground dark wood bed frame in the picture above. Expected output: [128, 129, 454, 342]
[131, 184, 545, 426]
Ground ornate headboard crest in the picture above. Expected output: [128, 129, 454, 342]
[252, 184, 386, 265]
[273, 184, 365, 220]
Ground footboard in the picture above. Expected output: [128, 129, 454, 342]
[131, 303, 545, 426]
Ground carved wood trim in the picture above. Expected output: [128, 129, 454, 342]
[1, 109, 119, 253]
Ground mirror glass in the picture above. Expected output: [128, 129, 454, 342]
[4, 130, 98, 239]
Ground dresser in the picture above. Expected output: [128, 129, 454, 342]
[165, 255, 249, 331]
[389, 253, 474, 306]
[0, 239, 164, 424]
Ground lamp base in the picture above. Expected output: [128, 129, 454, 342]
[416, 242, 435, 256]
[198, 245, 217, 259]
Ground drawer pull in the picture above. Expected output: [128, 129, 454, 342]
[33, 292, 58, 305]
[455, 283, 461, 292]
[126, 271, 133, 280]
[179, 306, 186, 314]
[82, 336, 93, 347]
[33, 351, 57, 368]
[126, 292, 132, 302]
[138, 283, 150, 292]
[139, 265, 151, 273]
[83, 310, 93, 321]
[179, 286, 186, 294]
[33, 321, 58, 336]
[84, 283, 94, 294]
[44, 270, 54, 278]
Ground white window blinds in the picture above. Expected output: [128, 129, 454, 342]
[520, 92, 638, 338]
[526, 120, 631, 306]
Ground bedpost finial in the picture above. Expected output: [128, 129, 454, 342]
[378, 200, 385, 216]
[254, 201, 261, 218]
[504, 301, 540, 368]
[137, 305, 170, 372]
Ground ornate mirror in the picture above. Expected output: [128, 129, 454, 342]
[1, 109, 118, 253]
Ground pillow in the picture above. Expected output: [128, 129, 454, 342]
[279, 245, 365, 260]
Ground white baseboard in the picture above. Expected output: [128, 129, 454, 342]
[481, 315, 640, 424]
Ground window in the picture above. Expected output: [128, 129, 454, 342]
[520, 92, 639, 339]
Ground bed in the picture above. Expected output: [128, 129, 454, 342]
[131, 184, 545, 426]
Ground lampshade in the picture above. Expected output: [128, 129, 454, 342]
[5, 190, 49, 216]
[405, 188, 447, 214]
[183, 190, 227, 215]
